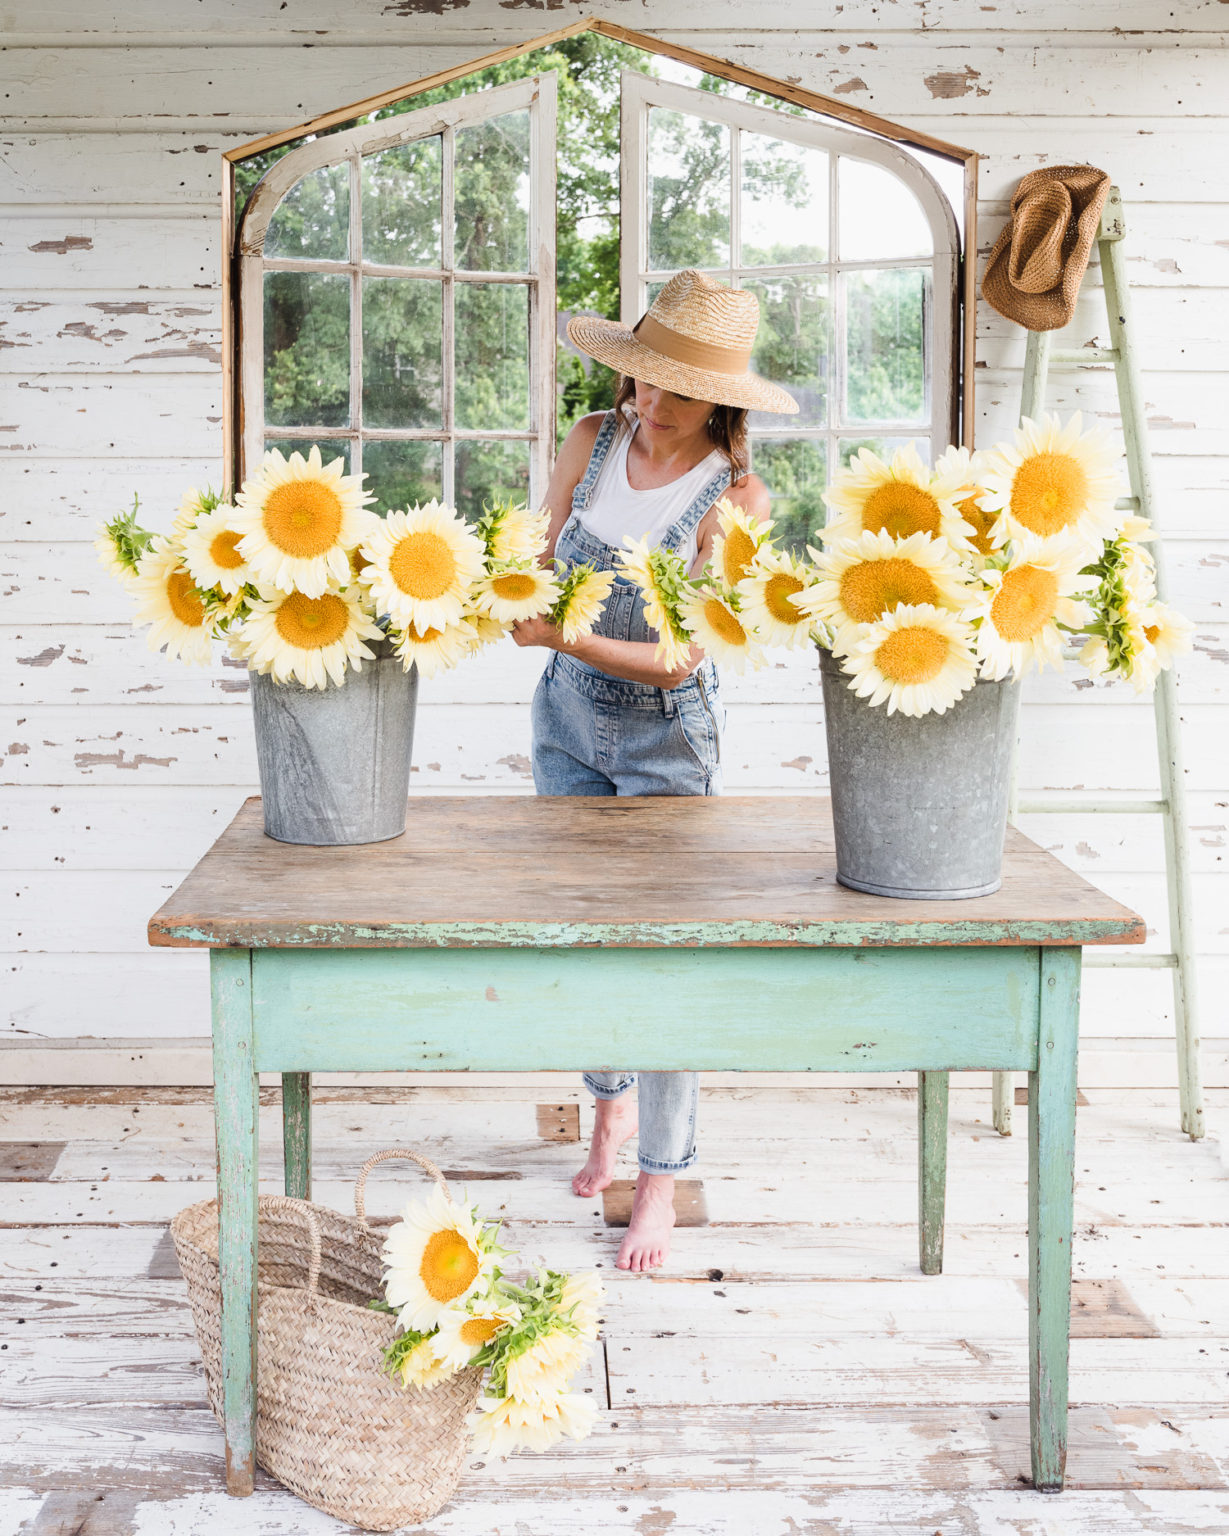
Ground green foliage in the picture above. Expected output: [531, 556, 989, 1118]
[100, 494, 156, 574]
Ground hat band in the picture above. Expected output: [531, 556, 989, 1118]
[634, 313, 753, 376]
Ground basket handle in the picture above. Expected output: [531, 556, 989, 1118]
[354, 1148, 452, 1232]
[261, 1194, 322, 1295]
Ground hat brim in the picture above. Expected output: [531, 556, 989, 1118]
[566, 315, 799, 415]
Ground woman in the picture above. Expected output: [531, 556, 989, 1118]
[511, 268, 798, 1272]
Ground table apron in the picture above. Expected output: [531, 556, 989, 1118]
[243, 944, 1044, 1074]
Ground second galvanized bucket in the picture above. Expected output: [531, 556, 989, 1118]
[249, 637, 418, 847]
[819, 646, 1021, 900]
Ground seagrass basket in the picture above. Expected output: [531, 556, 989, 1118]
[171, 1149, 483, 1530]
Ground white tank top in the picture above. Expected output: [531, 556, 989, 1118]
[579, 417, 724, 574]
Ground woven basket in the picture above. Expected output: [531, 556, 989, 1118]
[171, 1148, 484, 1530]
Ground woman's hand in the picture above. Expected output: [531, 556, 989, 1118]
[510, 615, 569, 651]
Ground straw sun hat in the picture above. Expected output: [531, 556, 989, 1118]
[566, 269, 799, 414]
[982, 165, 1111, 332]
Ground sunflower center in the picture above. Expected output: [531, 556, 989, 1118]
[875, 625, 948, 685]
[209, 530, 245, 570]
[958, 494, 998, 557]
[722, 526, 758, 584]
[419, 1230, 480, 1303]
[862, 482, 943, 540]
[1010, 451, 1089, 537]
[492, 572, 538, 601]
[459, 1316, 502, 1347]
[411, 626, 444, 643]
[839, 558, 939, 624]
[389, 531, 458, 600]
[1144, 623, 1161, 644]
[765, 572, 806, 625]
[274, 591, 350, 649]
[990, 565, 1059, 641]
[703, 596, 747, 645]
[262, 480, 344, 558]
[166, 570, 207, 628]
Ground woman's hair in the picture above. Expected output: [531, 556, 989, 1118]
[613, 373, 750, 486]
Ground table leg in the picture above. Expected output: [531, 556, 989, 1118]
[917, 1070, 949, 1275]
[211, 948, 259, 1498]
[282, 1072, 312, 1200]
[1029, 946, 1080, 1492]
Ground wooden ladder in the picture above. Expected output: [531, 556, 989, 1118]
[991, 185, 1204, 1141]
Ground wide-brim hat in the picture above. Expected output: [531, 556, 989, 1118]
[566, 268, 799, 415]
[982, 165, 1111, 332]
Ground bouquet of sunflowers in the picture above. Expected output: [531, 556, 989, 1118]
[95, 445, 614, 688]
[371, 1181, 601, 1456]
[621, 412, 1192, 716]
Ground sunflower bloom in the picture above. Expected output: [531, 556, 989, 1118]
[934, 444, 999, 559]
[798, 529, 972, 652]
[361, 501, 487, 634]
[840, 603, 978, 717]
[553, 1272, 604, 1341]
[393, 1334, 459, 1392]
[821, 443, 973, 550]
[475, 562, 560, 625]
[432, 1294, 522, 1372]
[709, 499, 775, 586]
[616, 536, 695, 670]
[677, 584, 766, 673]
[232, 446, 376, 597]
[737, 546, 821, 649]
[977, 412, 1123, 556]
[382, 1186, 497, 1334]
[130, 537, 215, 666]
[393, 618, 481, 678]
[181, 505, 251, 596]
[550, 565, 615, 645]
[230, 585, 382, 690]
[970, 540, 1090, 680]
[468, 1392, 598, 1458]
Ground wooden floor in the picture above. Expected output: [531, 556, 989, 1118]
[2, 1081, 1228, 1536]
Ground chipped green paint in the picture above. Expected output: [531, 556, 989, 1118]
[281, 1072, 311, 1200]
[917, 1071, 949, 1276]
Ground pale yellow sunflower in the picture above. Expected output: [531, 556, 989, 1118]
[820, 443, 973, 549]
[230, 586, 382, 690]
[840, 603, 979, 717]
[505, 1327, 590, 1406]
[616, 536, 695, 670]
[488, 503, 551, 563]
[475, 562, 560, 625]
[970, 539, 1090, 680]
[552, 1272, 603, 1342]
[173, 485, 216, 536]
[1119, 600, 1195, 695]
[737, 545, 822, 649]
[798, 530, 973, 652]
[709, 498, 775, 586]
[382, 1186, 497, 1334]
[468, 1392, 598, 1458]
[676, 584, 766, 674]
[130, 537, 215, 666]
[233, 446, 376, 597]
[181, 505, 251, 596]
[432, 1294, 522, 1372]
[361, 501, 487, 634]
[977, 412, 1124, 556]
[552, 566, 616, 645]
[460, 605, 512, 652]
[393, 617, 481, 678]
[95, 526, 139, 586]
[393, 1334, 459, 1392]
[934, 444, 999, 560]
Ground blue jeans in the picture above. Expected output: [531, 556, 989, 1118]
[581, 1071, 699, 1174]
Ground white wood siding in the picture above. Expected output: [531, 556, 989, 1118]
[2, 1, 1227, 1082]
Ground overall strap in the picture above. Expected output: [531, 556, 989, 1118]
[571, 409, 623, 512]
[660, 458, 733, 553]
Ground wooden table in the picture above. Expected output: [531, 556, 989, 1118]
[149, 794, 1144, 1497]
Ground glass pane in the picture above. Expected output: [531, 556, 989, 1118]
[844, 268, 927, 424]
[838, 435, 928, 469]
[362, 277, 442, 429]
[838, 157, 933, 262]
[455, 282, 530, 432]
[751, 438, 827, 555]
[263, 437, 351, 475]
[265, 163, 349, 262]
[454, 439, 530, 523]
[361, 439, 443, 516]
[740, 132, 827, 266]
[648, 108, 730, 272]
[742, 275, 829, 431]
[455, 109, 530, 273]
[263, 270, 349, 428]
[362, 137, 442, 268]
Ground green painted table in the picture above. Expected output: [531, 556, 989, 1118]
[149, 794, 1144, 1497]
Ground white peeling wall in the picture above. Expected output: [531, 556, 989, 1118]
[1, 0, 1226, 1082]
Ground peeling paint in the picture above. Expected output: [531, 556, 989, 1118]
[833, 77, 868, 95]
[781, 755, 813, 772]
[1075, 841, 1099, 860]
[88, 301, 152, 316]
[6, 743, 29, 755]
[497, 752, 532, 776]
[382, 0, 470, 11]
[923, 66, 990, 100]
[16, 645, 63, 667]
[28, 235, 93, 255]
[74, 750, 175, 770]
[128, 342, 222, 364]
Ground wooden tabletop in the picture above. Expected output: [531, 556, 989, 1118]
[147, 796, 1145, 950]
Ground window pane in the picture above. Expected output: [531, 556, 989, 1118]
[648, 108, 730, 272]
[742, 275, 829, 431]
[361, 439, 443, 515]
[263, 437, 351, 475]
[838, 435, 928, 469]
[362, 137, 442, 268]
[740, 133, 827, 267]
[265, 163, 349, 262]
[454, 439, 530, 523]
[838, 157, 933, 262]
[844, 268, 927, 424]
[362, 277, 442, 429]
[455, 110, 530, 273]
[455, 282, 530, 432]
[750, 438, 827, 555]
[263, 271, 349, 428]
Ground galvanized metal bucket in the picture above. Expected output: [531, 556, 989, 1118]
[819, 646, 1021, 900]
[249, 638, 418, 846]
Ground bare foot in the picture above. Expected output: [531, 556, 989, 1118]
[616, 1171, 676, 1272]
[572, 1095, 638, 1197]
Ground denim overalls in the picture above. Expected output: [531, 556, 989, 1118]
[530, 408, 731, 1173]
